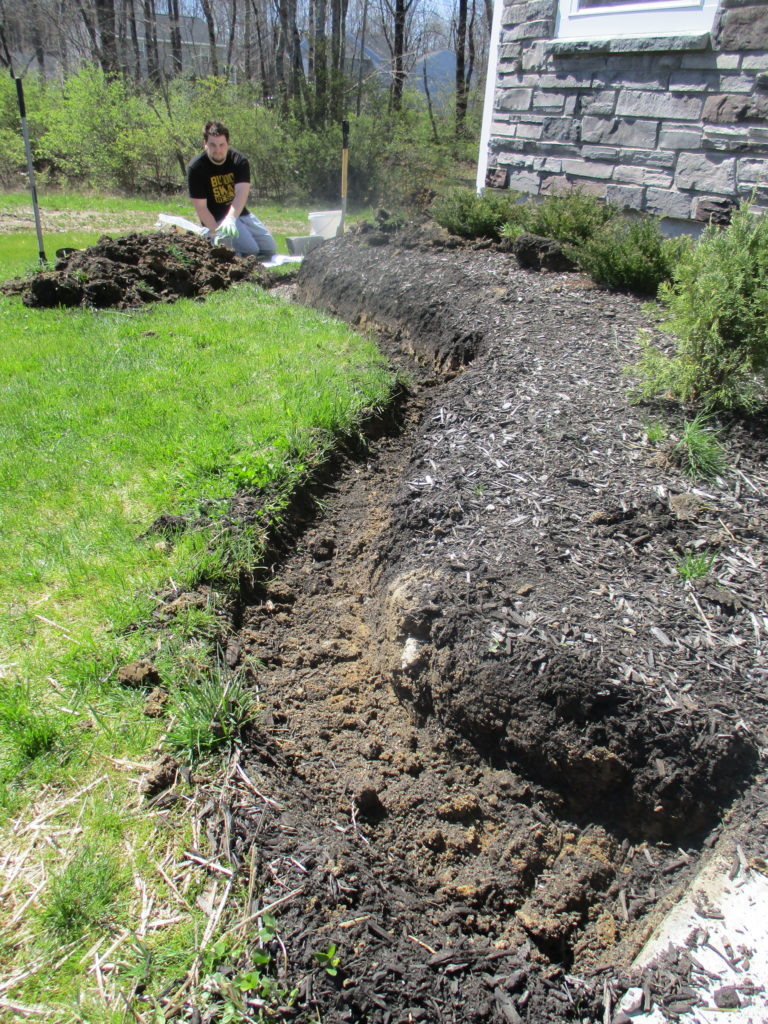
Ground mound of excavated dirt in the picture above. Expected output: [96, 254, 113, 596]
[121, 222, 767, 1023]
[1, 231, 273, 309]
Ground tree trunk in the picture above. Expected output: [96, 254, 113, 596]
[226, 0, 238, 71]
[199, 0, 219, 76]
[244, 0, 251, 79]
[312, 0, 328, 125]
[78, 0, 102, 65]
[455, 0, 467, 136]
[0, 4, 14, 74]
[94, 0, 118, 74]
[275, 0, 289, 105]
[330, 0, 347, 120]
[124, 0, 141, 79]
[141, 0, 160, 83]
[251, 0, 273, 96]
[391, 0, 406, 112]
[169, 0, 182, 76]
[355, 0, 367, 115]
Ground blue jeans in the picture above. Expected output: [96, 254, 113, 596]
[220, 212, 277, 257]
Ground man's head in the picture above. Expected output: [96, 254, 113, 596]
[203, 121, 230, 165]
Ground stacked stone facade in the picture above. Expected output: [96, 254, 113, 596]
[485, 0, 768, 226]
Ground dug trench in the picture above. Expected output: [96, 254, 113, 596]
[9, 226, 766, 1020]
[155, 228, 767, 1023]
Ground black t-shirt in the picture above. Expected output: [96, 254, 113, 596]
[187, 148, 250, 222]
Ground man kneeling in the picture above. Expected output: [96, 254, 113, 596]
[187, 120, 277, 259]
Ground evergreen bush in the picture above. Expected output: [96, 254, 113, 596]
[522, 190, 619, 245]
[574, 216, 689, 297]
[431, 187, 524, 239]
[629, 203, 768, 411]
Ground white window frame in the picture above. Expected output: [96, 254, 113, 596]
[555, 0, 720, 40]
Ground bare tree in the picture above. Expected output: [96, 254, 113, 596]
[199, 0, 218, 75]
[167, 0, 182, 74]
[225, 0, 238, 70]
[455, 0, 477, 136]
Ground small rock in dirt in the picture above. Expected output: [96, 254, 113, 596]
[139, 753, 179, 796]
[400, 637, 428, 672]
[713, 986, 741, 1009]
[117, 659, 161, 689]
[617, 987, 644, 1015]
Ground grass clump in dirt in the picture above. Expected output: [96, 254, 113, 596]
[676, 549, 716, 580]
[166, 660, 259, 763]
[628, 202, 768, 411]
[672, 415, 728, 480]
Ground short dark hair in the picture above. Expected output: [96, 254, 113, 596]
[203, 120, 229, 142]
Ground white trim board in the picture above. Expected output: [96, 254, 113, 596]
[556, 0, 720, 40]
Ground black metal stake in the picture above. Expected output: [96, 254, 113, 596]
[15, 76, 46, 264]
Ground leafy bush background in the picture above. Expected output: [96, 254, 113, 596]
[1, 69, 477, 202]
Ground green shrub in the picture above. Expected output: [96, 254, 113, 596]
[37, 66, 172, 192]
[431, 187, 523, 240]
[641, 202, 768, 411]
[574, 216, 689, 296]
[523, 190, 619, 245]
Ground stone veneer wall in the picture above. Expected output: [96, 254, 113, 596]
[486, 0, 768, 226]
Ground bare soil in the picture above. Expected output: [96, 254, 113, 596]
[1, 231, 275, 308]
[7, 223, 768, 1021]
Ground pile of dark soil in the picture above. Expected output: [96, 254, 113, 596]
[1, 231, 274, 309]
[136, 225, 767, 1023]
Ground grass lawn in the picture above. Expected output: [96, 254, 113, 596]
[0, 195, 394, 1018]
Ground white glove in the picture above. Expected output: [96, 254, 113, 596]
[216, 212, 238, 238]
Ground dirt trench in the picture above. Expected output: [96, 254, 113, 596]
[186, 230, 767, 1024]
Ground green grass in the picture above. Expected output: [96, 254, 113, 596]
[672, 415, 727, 480]
[0, 204, 394, 1015]
[38, 844, 126, 941]
[676, 549, 716, 580]
[0, 286, 391, 692]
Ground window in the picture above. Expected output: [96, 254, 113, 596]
[555, 0, 720, 40]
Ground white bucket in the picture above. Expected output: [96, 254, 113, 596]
[308, 210, 342, 239]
